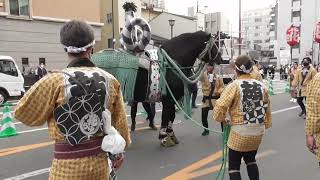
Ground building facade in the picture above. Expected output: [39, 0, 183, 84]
[205, 12, 230, 35]
[96, 0, 166, 51]
[0, 0, 102, 71]
[276, 0, 320, 65]
[242, 7, 271, 51]
[149, 12, 197, 40]
[96, 0, 142, 51]
[187, 6, 205, 31]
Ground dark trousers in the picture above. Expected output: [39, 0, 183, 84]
[191, 90, 198, 106]
[229, 149, 259, 180]
[201, 107, 223, 132]
[297, 96, 306, 113]
[131, 102, 155, 125]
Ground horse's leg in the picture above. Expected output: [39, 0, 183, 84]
[159, 97, 176, 147]
[130, 101, 138, 131]
[142, 102, 157, 130]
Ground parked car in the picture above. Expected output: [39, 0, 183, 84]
[0, 56, 25, 104]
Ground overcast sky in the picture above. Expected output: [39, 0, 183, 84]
[165, 0, 277, 32]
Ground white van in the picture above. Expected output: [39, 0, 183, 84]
[0, 56, 25, 104]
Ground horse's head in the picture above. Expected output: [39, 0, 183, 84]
[200, 33, 223, 66]
[161, 31, 222, 67]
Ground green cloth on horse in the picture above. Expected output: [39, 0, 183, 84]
[92, 49, 139, 102]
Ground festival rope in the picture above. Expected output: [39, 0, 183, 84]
[159, 67, 231, 179]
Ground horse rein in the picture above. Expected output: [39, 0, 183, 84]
[198, 34, 220, 64]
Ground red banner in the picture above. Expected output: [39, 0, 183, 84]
[315, 22, 320, 43]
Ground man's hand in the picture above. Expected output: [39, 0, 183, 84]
[112, 153, 124, 171]
[306, 135, 318, 154]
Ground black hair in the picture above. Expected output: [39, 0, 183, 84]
[60, 20, 94, 48]
[302, 57, 312, 63]
[235, 55, 253, 75]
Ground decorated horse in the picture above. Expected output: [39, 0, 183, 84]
[92, 3, 223, 147]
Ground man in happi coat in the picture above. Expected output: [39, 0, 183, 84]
[213, 55, 272, 180]
[15, 20, 131, 180]
[200, 64, 224, 136]
[305, 73, 320, 167]
[292, 57, 317, 119]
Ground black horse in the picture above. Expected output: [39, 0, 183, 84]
[133, 31, 222, 147]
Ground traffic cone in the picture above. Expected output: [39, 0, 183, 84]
[268, 78, 275, 96]
[0, 102, 17, 138]
[285, 82, 290, 93]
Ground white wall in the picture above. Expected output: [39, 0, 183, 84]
[0, 17, 101, 70]
[149, 13, 197, 39]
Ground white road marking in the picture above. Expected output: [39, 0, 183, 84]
[271, 106, 299, 115]
[8, 105, 299, 135]
[3, 168, 50, 180]
[18, 128, 49, 134]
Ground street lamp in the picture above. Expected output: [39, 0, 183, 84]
[168, 19, 176, 39]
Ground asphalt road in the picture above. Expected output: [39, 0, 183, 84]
[0, 94, 319, 180]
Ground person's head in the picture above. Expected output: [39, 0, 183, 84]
[235, 55, 253, 76]
[60, 20, 95, 60]
[302, 57, 312, 67]
[40, 63, 45, 68]
[207, 64, 215, 74]
[293, 62, 298, 68]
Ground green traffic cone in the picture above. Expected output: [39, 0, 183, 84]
[285, 82, 290, 93]
[268, 79, 275, 96]
[0, 102, 17, 138]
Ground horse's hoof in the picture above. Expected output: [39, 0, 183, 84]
[131, 124, 136, 132]
[160, 137, 176, 147]
[170, 135, 180, 144]
[149, 124, 158, 131]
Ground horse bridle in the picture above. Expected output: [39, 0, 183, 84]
[198, 34, 220, 64]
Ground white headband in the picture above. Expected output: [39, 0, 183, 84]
[235, 64, 253, 74]
[64, 40, 95, 53]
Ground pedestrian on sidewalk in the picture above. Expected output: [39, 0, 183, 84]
[35, 63, 47, 80]
[15, 20, 131, 180]
[292, 57, 317, 119]
[284, 65, 289, 80]
[199, 64, 224, 136]
[280, 65, 285, 80]
[305, 73, 320, 166]
[213, 55, 272, 180]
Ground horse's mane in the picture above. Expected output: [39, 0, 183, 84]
[161, 31, 211, 67]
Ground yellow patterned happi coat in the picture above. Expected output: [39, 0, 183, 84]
[292, 66, 317, 97]
[250, 65, 263, 82]
[306, 73, 320, 160]
[15, 64, 131, 180]
[199, 72, 224, 108]
[213, 74, 272, 152]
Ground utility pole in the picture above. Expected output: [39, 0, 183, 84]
[112, 0, 115, 49]
[197, 0, 199, 13]
[238, 0, 242, 55]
